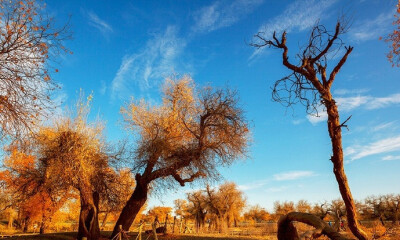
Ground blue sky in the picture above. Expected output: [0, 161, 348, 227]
[47, 0, 400, 211]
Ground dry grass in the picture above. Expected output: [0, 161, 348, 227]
[3, 231, 273, 240]
[3, 225, 400, 240]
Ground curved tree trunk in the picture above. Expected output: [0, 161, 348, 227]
[39, 220, 46, 234]
[77, 191, 100, 240]
[324, 96, 368, 240]
[111, 175, 149, 239]
[277, 212, 353, 240]
[39, 212, 51, 234]
[101, 212, 109, 229]
[23, 216, 30, 233]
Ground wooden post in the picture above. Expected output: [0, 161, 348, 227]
[172, 216, 176, 233]
[138, 222, 143, 240]
[164, 213, 168, 234]
[118, 225, 122, 240]
[152, 220, 158, 240]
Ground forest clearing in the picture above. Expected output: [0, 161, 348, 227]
[1, 0, 400, 240]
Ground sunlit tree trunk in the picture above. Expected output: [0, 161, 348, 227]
[101, 212, 109, 229]
[324, 95, 366, 240]
[77, 189, 100, 240]
[277, 212, 352, 240]
[251, 21, 369, 240]
[111, 175, 149, 238]
[23, 216, 30, 233]
[8, 215, 13, 229]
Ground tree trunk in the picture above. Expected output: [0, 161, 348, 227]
[324, 97, 368, 240]
[111, 176, 149, 239]
[101, 212, 109, 229]
[277, 212, 352, 240]
[23, 216, 30, 233]
[8, 214, 13, 229]
[77, 191, 101, 240]
[39, 211, 51, 234]
[39, 221, 46, 234]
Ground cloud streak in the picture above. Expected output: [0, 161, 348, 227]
[307, 93, 400, 124]
[382, 155, 400, 161]
[87, 11, 113, 35]
[111, 26, 188, 99]
[250, 0, 337, 60]
[273, 171, 316, 181]
[238, 179, 269, 191]
[349, 11, 394, 42]
[192, 0, 263, 34]
[345, 135, 400, 161]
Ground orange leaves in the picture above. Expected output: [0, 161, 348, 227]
[384, 0, 400, 67]
[123, 76, 199, 149]
[0, 0, 70, 139]
[4, 149, 35, 171]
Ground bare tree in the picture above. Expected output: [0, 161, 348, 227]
[251, 21, 368, 240]
[111, 76, 249, 238]
[0, 0, 70, 140]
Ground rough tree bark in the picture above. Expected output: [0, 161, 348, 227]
[325, 95, 367, 240]
[251, 22, 369, 240]
[77, 189, 101, 240]
[111, 174, 149, 238]
[23, 216, 30, 233]
[277, 212, 353, 240]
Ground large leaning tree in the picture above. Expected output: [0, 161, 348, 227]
[251, 21, 368, 240]
[0, 0, 70, 140]
[111, 76, 249, 238]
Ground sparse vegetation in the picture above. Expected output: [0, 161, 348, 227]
[0, 1, 398, 240]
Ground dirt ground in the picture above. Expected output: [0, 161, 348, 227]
[3, 232, 273, 240]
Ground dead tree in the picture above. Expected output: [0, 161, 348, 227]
[251, 21, 368, 240]
[278, 212, 353, 240]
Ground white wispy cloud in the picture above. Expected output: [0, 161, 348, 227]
[366, 93, 400, 110]
[334, 88, 369, 95]
[350, 11, 394, 42]
[345, 135, 400, 161]
[99, 80, 107, 95]
[307, 113, 327, 125]
[306, 93, 400, 124]
[87, 11, 113, 35]
[265, 186, 289, 193]
[273, 171, 316, 181]
[336, 96, 370, 112]
[292, 119, 305, 125]
[372, 121, 397, 132]
[238, 179, 269, 191]
[192, 0, 263, 33]
[250, 0, 337, 60]
[382, 155, 400, 161]
[111, 25, 188, 99]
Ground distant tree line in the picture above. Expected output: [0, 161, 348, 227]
[167, 182, 400, 234]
